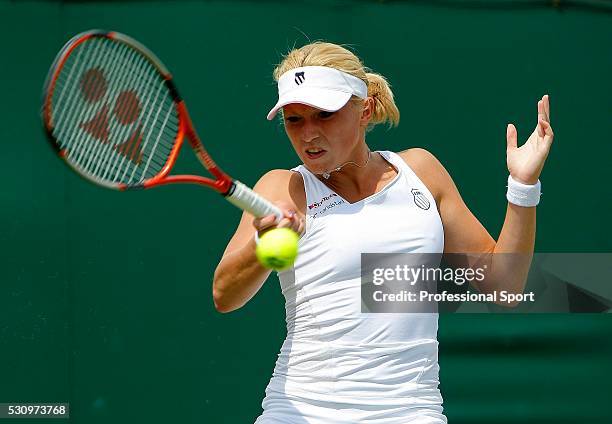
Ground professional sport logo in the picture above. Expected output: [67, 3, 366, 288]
[411, 188, 430, 210]
[294, 71, 305, 85]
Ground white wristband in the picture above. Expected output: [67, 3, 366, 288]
[506, 175, 541, 207]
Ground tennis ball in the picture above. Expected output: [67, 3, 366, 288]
[255, 228, 299, 271]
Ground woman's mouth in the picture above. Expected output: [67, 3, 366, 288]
[305, 148, 327, 159]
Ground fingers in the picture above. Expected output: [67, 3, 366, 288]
[538, 94, 550, 123]
[537, 94, 551, 138]
[536, 98, 546, 137]
[252, 214, 278, 233]
[276, 210, 304, 233]
[280, 211, 305, 235]
[252, 205, 305, 236]
[506, 123, 518, 150]
[538, 118, 554, 147]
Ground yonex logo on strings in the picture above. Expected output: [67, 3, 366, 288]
[78, 67, 144, 164]
[294, 72, 305, 85]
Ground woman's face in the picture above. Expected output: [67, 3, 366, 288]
[282, 101, 366, 174]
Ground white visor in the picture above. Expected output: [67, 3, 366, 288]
[266, 66, 368, 120]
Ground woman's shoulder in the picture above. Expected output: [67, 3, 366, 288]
[395, 147, 438, 169]
[254, 169, 306, 213]
[395, 148, 450, 205]
[255, 169, 304, 190]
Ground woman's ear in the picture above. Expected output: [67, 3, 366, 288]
[360, 97, 374, 125]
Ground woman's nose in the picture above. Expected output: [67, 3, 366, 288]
[301, 120, 320, 143]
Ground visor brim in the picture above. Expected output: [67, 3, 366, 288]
[266, 88, 353, 120]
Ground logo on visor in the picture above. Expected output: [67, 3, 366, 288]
[294, 71, 305, 85]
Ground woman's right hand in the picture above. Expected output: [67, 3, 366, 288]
[252, 201, 305, 238]
[213, 170, 304, 313]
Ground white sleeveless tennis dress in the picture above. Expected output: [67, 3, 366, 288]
[254, 151, 447, 424]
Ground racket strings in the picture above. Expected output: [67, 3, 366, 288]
[54, 39, 137, 173]
[70, 40, 131, 172]
[94, 44, 153, 181]
[50, 36, 179, 186]
[101, 45, 168, 181]
[78, 41, 174, 182]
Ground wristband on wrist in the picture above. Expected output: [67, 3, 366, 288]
[506, 175, 541, 207]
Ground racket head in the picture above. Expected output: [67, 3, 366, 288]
[42, 30, 222, 191]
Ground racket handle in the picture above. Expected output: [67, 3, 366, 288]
[225, 181, 284, 222]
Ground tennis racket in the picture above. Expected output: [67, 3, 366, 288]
[42, 29, 282, 221]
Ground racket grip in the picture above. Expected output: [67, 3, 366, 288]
[225, 181, 284, 222]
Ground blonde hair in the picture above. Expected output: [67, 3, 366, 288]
[273, 42, 400, 128]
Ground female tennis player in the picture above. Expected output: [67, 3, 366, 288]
[213, 42, 553, 423]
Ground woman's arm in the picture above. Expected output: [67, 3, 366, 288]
[212, 170, 305, 313]
[402, 95, 554, 306]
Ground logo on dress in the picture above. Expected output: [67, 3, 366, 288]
[308, 193, 338, 210]
[307, 193, 344, 219]
[294, 71, 305, 85]
[411, 188, 430, 210]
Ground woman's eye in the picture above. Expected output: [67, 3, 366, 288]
[286, 116, 301, 123]
[319, 111, 334, 119]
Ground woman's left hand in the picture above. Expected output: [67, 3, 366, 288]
[506, 94, 555, 184]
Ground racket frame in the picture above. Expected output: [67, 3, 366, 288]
[42, 30, 283, 221]
[42, 30, 232, 194]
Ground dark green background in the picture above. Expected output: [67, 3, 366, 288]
[1, 1, 611, 423]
